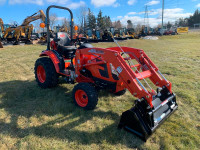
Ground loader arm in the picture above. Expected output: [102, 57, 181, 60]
[75, 46, 177, 140]
[75, 47, 172, 107]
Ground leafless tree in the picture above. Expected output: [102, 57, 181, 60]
[62, 18, 70, 28]
[9, 20, 18, 27]
[112, 20, 122, 29]
[76, 6, 88, 33]
[61, 18, 70, 32]
[33, 20, 42, 33]
[135, 23, 142, 33]
[50, 13, 57, 29]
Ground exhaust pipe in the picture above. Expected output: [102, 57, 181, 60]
[118, 86, 178, 141]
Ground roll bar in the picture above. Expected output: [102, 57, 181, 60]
[46, 5, 74, 50]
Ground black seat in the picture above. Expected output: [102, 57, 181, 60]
[56, 32, 77, 59]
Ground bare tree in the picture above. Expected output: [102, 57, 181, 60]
[76, 6, 87, 33]
[9, 20, 18, 27]
[61, 18, 70, 32]
[135, 23, 142, 33]
[112, 20, 122, 29]
[50, 13, 57, 29]
[33, 20, 42, 33]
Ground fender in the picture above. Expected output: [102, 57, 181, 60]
[39, 50, 65, 73]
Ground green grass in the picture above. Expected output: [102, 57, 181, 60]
[0, 33, 200, 149]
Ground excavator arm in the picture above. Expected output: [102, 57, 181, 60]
[4, 10, 46, 44]
[0, 18, 4, 34]
[21, 10, 46, 26]
[0, 19, 3, 47]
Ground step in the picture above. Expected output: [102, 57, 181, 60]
[135, 70, 152, 80]
[130, 64, 140, 68]
[123, 57, 132, 60]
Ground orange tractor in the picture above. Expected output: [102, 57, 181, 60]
[35, 5, 178, 141]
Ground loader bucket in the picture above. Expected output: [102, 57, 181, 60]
[118, 86, 178, 141]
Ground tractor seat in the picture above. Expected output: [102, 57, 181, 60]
[56, 32, 77, 59]
[57, 45, 77, 59]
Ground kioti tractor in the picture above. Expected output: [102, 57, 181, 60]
[35, 5, 178, 141]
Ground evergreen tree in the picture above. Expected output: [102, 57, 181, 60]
[166, 21, 172, 29]
[104, 16, 112, 29]
[177, 9, 200, 27]
[97, 10, 105, 30]
[177, 18, 188, 27]
[127, 20, 133, 29]
[87, 8, 96, 29]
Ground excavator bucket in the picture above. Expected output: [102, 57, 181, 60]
[0, 41, 3, 48]
[118, 86, 178, 141]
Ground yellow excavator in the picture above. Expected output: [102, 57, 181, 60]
[3, 10, 46, 45]
[0, 18, 4, 48]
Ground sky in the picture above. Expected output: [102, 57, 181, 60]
[0, 0, 200, 27]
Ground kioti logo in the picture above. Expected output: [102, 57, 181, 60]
[60, 34, 65, 38]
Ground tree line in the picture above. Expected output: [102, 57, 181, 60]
[77, 7, 129, 33]
[175, 9, 200, 27]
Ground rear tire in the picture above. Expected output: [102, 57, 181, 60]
[34, 57, 58, 88]
[72, 83, 98, 110]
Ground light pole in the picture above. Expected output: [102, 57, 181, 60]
[162, 0, 164, 29]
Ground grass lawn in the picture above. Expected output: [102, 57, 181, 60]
[0, 33, 199, 149]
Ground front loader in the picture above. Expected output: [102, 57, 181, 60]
[34, 5, 178, 141]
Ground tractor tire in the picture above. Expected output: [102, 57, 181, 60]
[34, 57, 58, 88]
[114, 89, 126, 96]
[73, 83, 98, 110]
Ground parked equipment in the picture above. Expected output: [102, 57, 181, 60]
[0, 18, 4, 39]
[102, 29, 114, 42]
[4, 10, 46, 45]
[127, 28, 136, 39]
[35, 5, 178, 141]
[112, 27, 127, 40]
[0, 18, 11, 46]
[86, 29, 99, 43]
[0, 18, 4, 48]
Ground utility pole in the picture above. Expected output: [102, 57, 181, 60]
[144, 5, 149, 27]
[162, 0, 164, 29]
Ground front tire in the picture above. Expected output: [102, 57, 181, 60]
[72, 83, 98, 110]
[34, 57, 58, 88]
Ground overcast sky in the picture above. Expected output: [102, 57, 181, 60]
[0, 0, 200, 27]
